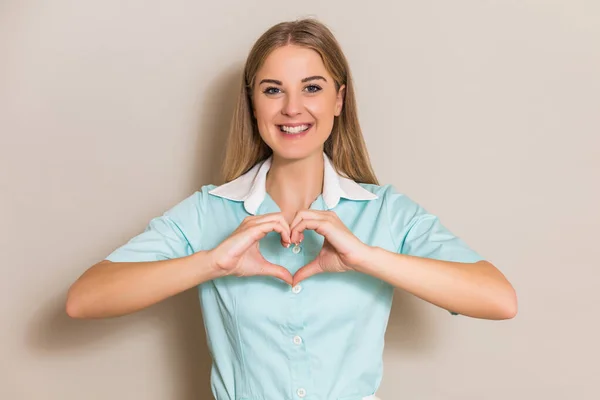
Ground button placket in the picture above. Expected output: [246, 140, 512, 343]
[284, 232, 313, 400]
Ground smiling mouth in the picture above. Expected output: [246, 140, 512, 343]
[278, 124, 313, 134]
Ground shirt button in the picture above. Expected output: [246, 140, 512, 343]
[297, 388, 306, 398]
[292, 244, 302, 254]
[293, 335, 302, 345]
[292, 284, 302, 294]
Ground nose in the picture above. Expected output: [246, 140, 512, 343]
[281, 92, 302, 117]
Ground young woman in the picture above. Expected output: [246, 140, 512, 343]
[67, 18, 517, 400]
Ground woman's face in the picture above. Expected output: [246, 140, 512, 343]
[252, 45, 345, 160]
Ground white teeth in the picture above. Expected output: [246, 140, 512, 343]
[280, 124, 310, 134]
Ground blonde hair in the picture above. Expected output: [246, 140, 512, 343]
[220, 18, 379, 185]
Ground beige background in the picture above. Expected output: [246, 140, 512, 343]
[1, 1, 599, 399]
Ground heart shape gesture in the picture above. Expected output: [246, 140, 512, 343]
[207, 211, 373, 286]
[288, 210, 372, 285]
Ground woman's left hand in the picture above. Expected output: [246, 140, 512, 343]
[289, 210, 373, 285]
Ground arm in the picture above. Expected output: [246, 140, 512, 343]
[355, 248, 517, 320]
[66, 251, 224, 319]
[379, 185, 517, 319]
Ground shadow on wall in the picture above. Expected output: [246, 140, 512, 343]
[191, 64, 246, 188]
[25, 290, 213, 399]
[25, 66, 243, 400]
[386, 289, 438, 353]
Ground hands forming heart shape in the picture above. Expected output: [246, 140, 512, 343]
[207, 210, 373, 286]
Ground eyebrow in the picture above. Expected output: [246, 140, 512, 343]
[302, 75, 327, 83]
[258, 76, 328, 86]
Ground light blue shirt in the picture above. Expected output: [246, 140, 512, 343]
[105, 152, 484, 400]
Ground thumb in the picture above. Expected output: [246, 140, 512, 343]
[293, 260, 322, 286]
[258, 261, 293, 286]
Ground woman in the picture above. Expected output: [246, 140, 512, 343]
[66, 18, 517, 400]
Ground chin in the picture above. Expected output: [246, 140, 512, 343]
[270, 145, 324, 161]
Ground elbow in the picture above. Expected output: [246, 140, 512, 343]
[497, 285, 518, 320]
[65, 292, 80, 319]
[65, 286, 86, 319]
[482, 262, 518, 320]
[65, 300, 80, 319]
[65, 262, 107, 319]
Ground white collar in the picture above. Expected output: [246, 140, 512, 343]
[208, 152, 378, 215]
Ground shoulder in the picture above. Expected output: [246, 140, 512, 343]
[352, 183, 428, 231]
[162, 184, 218, 221]
[356, 183, 421, 211]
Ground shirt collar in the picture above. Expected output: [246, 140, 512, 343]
[208, 152, 378, 215]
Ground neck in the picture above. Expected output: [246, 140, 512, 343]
[265, 151, 324, 216]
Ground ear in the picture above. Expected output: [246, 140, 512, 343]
[334, 84, 346, 117]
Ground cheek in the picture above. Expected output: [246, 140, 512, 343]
[252, 100, 279, 143]
[253, 98, 277, 122]
[306, 96, 338, 121]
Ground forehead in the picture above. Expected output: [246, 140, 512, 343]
[257, 45, 331, 80]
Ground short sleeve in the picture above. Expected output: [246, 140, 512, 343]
[384, 185, 485, 315]
[104, 190, 204, 263]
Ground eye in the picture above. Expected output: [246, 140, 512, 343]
[263, 86, 281, 95]
[304, 84, 322, 93]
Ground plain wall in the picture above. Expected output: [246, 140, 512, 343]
[1, 1, 599, 399]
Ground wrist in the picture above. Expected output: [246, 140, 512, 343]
[351, 244, 379, 273]
[193, 250, 229, 280]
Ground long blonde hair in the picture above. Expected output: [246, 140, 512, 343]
[220, 18, 379, 185]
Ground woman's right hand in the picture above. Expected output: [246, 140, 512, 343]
[207, 213, 294, 285]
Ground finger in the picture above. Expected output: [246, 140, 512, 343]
[248, 221, 289, 245]
[252, 213, 291, 246]
[289, 212, 304, 232]
[293, 260, 322, 285]
[276, 218, 292, 247]
[249, 213, 285, 227]
[289, 213, 304, 245]
[290, 219, 301, 245]
[290, 213, 327, 244]
[240, 214, 261, 228]
[259, 262, 293, 285]
[292, 219, 330, 243]
[289, 210, 325, 231]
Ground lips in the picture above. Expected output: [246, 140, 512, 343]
[278, 123, 313, 134]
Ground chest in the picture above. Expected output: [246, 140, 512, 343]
[201, 222, 394, 330]
[197, 198, 397, 324]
